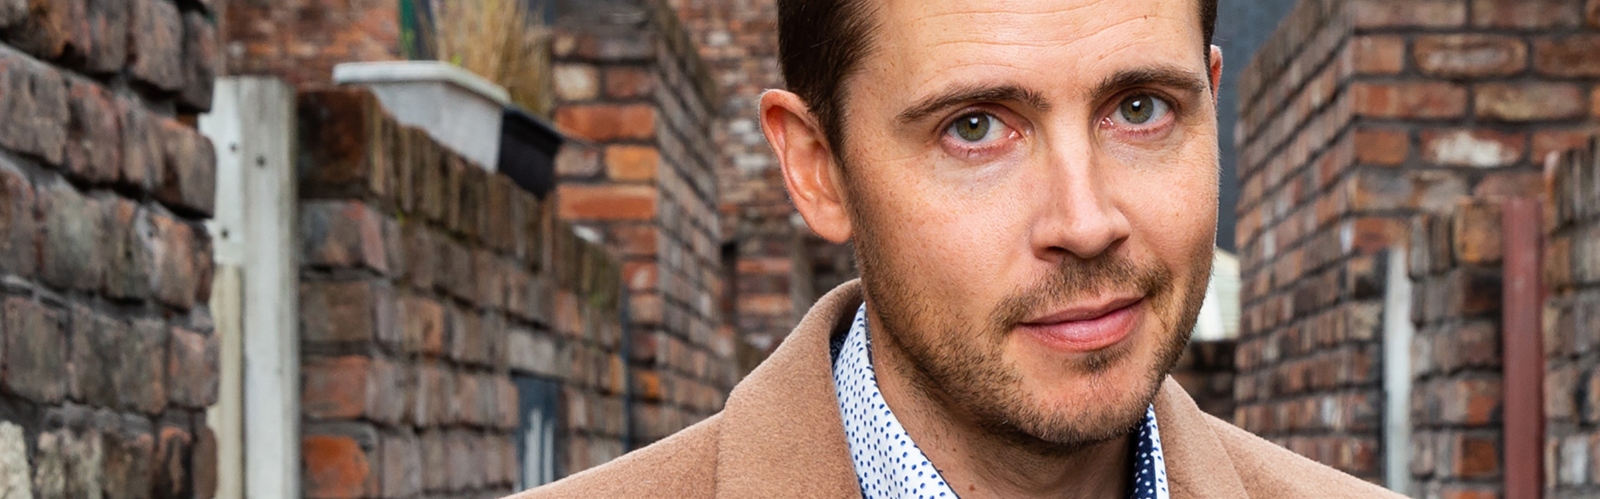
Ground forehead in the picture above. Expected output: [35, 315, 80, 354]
[861, 0, 1205, 99]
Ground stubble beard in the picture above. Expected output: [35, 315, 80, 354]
[850, 200, 1212, 459]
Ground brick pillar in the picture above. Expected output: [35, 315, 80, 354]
[0, 0, 221, 496]
[668, 0, 858, 365]
[548, 0, 735, 448]
[1234, 0, 1600, 481]
[1544, 139, 1600, 493]
[1408, 200, 1509, 498]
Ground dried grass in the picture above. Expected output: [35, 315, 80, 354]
[429, 0, 553, 116]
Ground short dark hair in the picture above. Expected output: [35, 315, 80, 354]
[777, 0, 1220, 156]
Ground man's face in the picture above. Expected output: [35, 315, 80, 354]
[838, 0, 1219, 451]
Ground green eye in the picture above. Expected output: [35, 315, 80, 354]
[950, 113, 996, 142]
[1116, 95, 1169, 125]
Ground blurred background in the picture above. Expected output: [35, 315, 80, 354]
[0, 0, 1595, 497]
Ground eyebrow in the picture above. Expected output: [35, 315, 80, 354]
[1088, 65, 1212, 105]
[893, 65, 1212, 126]
[895, 84, 1050, 124]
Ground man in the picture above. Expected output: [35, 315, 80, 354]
[515, 0, 1402, 497]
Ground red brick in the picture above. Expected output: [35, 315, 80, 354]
[302, 201, 388, 273]
[556, 141, 602, 178]
[123, 319, 169, 414]
[604, 66, 656, 99]
[605, 145, 660, 181]
[1535, 35, 1600, 77]
[155, 118, 217, 217]
[193, 425, 217, 499]
[38, 180, 105, 292]
[610, 224, 659, 256]
[1472, 0, 1582, 28]
[1351, 0, 1466, 28]
[0, 166, 35, 279]
[149, 212, 201, 309]
[301, 280, 393, 347]
[554, 104, 657, 141]
[6, 0, 86, 62]
[399, 294, 445, 356]
[1420, 129, 1526, 169]
[1475, 82, 1587, 122]
[1451, 433, 1501, 478]
[1533, 126, 1600, 163]
[1353, 128, 1409, 166]
[119, 103, 160, 191]
[1590, 0, 1600, 26]
[558, 183, 658, 221]
[1351, 82, 1467, 119]
[103, 416, 155, 496]
[302, 356, 371, 419]
[1352, 36, 1407, 75]
[153, 420, 194, 498]
[1414, 35, 1527, 78]
[179, 11, 218, 111]
[303, 432, 376, 499]
[1594, 86, 1600, 118]
[297, 89, 386, 192]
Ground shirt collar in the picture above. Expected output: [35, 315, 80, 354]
[832, 304, 1171, 499]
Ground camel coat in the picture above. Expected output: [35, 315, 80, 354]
[510, 280, 1403, 498]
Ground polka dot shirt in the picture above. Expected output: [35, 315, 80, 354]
[832, 304, 1171, 499]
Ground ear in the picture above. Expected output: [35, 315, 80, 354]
[1208, 45, 1224, 106]
[759, 90, 854, 243]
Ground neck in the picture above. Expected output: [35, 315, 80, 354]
[869, 320, 1133, 499]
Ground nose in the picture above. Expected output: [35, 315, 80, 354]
[1031, 139, 1132, 262]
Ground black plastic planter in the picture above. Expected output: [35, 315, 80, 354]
[498, 106, 565, 198]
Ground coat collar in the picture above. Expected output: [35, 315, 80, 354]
[713, 280, 1250, 498]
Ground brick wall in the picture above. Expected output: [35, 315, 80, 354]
[0, 0, 221, 496]
[294, 87, 637, 493]
[223, 0, 403, 87]
[1171, 341, 1238, 420]
[669, 0, 859, 361]
[1407, 200, 1508, 498]
[548, 0, 736, 447]
[1544, 139, 1600, 495]
[1234, 0, 1600, 481]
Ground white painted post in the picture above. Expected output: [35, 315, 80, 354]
[1382, 249, 1414, 494]
[200, 77, 301, 499]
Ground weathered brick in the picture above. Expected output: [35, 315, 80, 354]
[128, 0, 183, 91]
[553, 63, 600, 101]
[38, 180, 105, 291]
[0, 46, 69, 164]
[555, 140, 602, 178]
[604, 66, 656, 99]
[449, 371, 480, 426]
[149, 211, 201, 309]
[1475, 82, 1587, 122]
[100, 199, 152, 300]
[302, 201, 388, 273]
[418, 429, 447, 492]
[166, 327, 217, 408]
[0, 163, 37, 279]
[193, 424, 216, 499]
[303, 423, 379, 499]
[119, 102, 159, 191]
[102, 415, 154, 499]
[3, 297, 65, 403]
[1534, 35, 1600, 78]
[411, 361, 450, 427]
[554, 104, 657, 141]
[1420, 129, 1526, 169]
[1590, 0, 1600, 26]
[63, 78, 122, 184]
[179, 11, 218, 111]
[155, 119, 217, 217]
[122, 319, 169, 414]
[297, 89, 386, 194]
[379, 430, 422, 498]
[32, 424, 105, 499]
[1351, 82, 1467, 119]
[153, 418, 193, 498]
[399, 293, 445, 356]
[1351, 0, 1466, 28]
[301, 280, 396, 347]
[82, 0, 129, 73]
[1472, 0, 1582, 28]
[1414, 35, 1527, 78]
[6, 0, 86, 62]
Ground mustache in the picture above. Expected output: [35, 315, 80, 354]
[990, 256, 1171, 328]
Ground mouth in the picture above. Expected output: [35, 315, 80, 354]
[1014, 295, 1144, 353]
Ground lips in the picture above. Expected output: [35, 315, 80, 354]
[1015, 296, 1144, 352]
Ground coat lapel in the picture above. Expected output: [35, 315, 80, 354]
[1153, 378, 1251, 498]
[714, 280, 864, 498]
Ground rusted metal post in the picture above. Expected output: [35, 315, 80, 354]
[1502, 198, 1544, 499]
